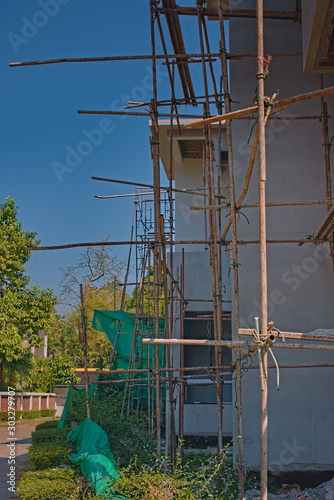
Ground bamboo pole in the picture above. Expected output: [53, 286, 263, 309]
[239, 329, 334, 343]
[79, 284, 90, 420]
[24, 237, 333, 252]
[142, 338, 334, 351]
[185, 86, 334, 129]
[255, 2, 268, 498]
[92, 176, 226, 199]
[190, 199, 334, 211]
[179, 250, 185, 446]
[150, 0, 162, 457]
[159, 6, 296, 20]
[216, 2, 243, 492]
[161, 215, 175, 463]
[320, 75, 334, 269]
[197, 0, 223, 452]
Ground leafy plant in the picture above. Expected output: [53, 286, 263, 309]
[31, 427, 70, 445]
[17, 467, 82, 500]
[40, 408, 57, 417]
[22, 410, 41, 419]
[29, 441, 74, 470]
[0, 198, 57, 388]
[35, 419, 60, 431]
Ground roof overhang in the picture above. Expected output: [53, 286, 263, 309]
[150, 119, 226, 180]
[303, 0, 334, 73]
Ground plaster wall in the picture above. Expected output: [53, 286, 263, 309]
[229, 0, 334, 468]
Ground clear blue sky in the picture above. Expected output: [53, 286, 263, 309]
[1, 0, 222, 311]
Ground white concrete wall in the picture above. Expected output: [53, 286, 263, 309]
[230, 0, 334, 469]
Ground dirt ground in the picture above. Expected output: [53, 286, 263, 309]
[0, 423, 36, 500]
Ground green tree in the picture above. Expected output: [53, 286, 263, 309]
[126, 266, 165, 317]
[23, 354, 79, 393]
[0, 198, 57, 388]
[51, 245, 128, 368]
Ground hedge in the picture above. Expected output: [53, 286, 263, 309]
[31, 427, 70, 445]
[35, 419, 60, 431]
[29, 441, 75, 470]
[17, 467, 82, 500]
[0, 410, 22, 421]
[22, 410, 41, 419]
[40, 408, 57, 418]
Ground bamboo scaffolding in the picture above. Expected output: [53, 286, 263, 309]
[185, 86, 334, 129]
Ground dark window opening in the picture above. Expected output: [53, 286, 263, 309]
[184, 311, 232, 404]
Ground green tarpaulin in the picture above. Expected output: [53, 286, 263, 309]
[67, 418, 126, 499]
[57, 383, 97, 429]
[91, 309, 165, 370]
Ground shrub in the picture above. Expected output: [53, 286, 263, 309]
[17, 467, 82, 500]
[65, 391, 156, 468]
[114, 448, 238, 500]
[31, 427, 70, 445]
[35, 419, 60, 431]
[29, 441, 74, 470]
[40, 408, 57, 417]
[0, 410, 23, 421]
[0, 410, 8, 421]
[22, 410, 41, 419]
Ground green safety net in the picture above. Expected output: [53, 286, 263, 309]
[67, 418, 126, 499]
[91, 309, 165, 370]
[57, 383, 97, 429]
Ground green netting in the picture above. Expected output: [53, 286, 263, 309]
[57, 383, 97, 429]
[91, 309, 165, 370]
[67, 418, 126, 499]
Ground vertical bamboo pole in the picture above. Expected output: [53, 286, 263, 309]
[197, 1, 223, 452]
[150, 0, 161, 456]
[256, 1, 268, 499]
[179, 249, 185, 446]
[320, 74, 334, 269]
[216, 4, 244, 496]
[80, 284, 90, 420]
[161, 215, 175, 463]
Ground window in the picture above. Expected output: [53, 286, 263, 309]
[183, 312, 232, 404]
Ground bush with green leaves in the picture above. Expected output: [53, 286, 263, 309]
[40, 408, 57, 417]
[101, 447, 238, 500]
[65, 386, 155, 467]
[22, 410, 41, 419]
[17, 467, 82, 500]
[29, 441, 74, 470]
[31, 427, 70, 445]
[35, 419, 60, 431]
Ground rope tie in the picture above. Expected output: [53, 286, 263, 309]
[228, 261, 240, 277]
[206, 140, 214, 149]
[150, 140, 160, 146]
[252, 321, 282, 390]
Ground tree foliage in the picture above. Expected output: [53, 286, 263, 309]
[51, 246, 128, 368]
[126, 266, 165, 317]
[0, 198, 57, 388]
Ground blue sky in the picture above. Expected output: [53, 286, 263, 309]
[1, 0, 222, 311]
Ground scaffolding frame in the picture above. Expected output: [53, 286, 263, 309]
[13, 2, 334, 499]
